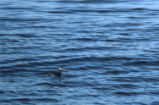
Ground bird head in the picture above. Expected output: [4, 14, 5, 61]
[58, 67, 63, 71]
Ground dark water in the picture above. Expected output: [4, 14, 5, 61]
[0, 0, 159, 105]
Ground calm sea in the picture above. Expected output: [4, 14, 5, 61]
[0, 0, 159, 105]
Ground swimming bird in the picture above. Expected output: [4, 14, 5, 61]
[50, 67, 63, 78]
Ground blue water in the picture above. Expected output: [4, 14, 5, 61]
[0, 0, 159, 105]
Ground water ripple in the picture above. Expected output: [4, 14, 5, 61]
[1, 0, 159, 104]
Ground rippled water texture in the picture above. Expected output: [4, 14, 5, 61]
[0, 0, 159, 105]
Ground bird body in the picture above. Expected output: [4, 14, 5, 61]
[50, 67, 63, 78]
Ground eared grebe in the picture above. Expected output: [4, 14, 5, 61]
[50, 67, 63, 78]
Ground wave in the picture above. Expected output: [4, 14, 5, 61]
[0, 98, 59, 103]
[115, 91, 145, 96]
[124, 60, 159, 66]
[56, 0, 132, 3]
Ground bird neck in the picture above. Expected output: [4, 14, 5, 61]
[59, 70, 62, 74]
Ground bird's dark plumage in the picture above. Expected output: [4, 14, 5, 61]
[50, 67, 63, 79]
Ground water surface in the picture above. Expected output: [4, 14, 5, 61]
[0, 0, 159, 105]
